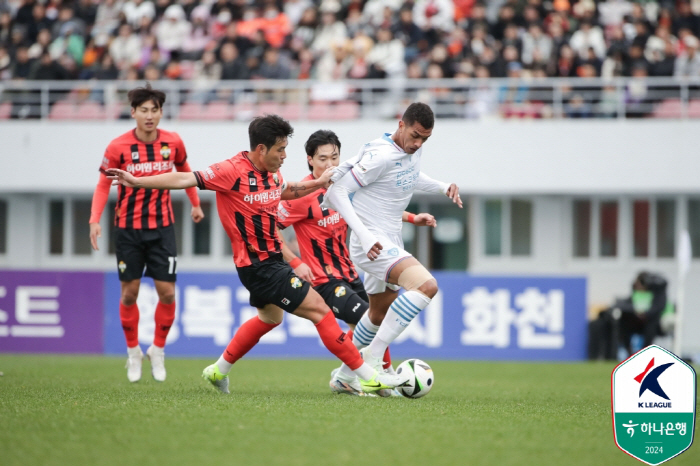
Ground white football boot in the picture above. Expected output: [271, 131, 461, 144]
[125, 346, 143, 383]
[329, 367, 373, 396]
[146, 345, 166, 382]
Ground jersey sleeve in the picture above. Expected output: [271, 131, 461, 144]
[349, 146, 387, 187]
[99, 142, 121, 174]
[173, 133, 188, 166]
[193, 160, 238, 192]
[277, 198, 310, 229]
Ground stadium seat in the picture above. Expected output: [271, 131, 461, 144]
[0, 101, 11, 119]
[256, 102, 281, 117]
[49, 100, 77, 120]
[332, 100, 360, 119]
[278, 102, 304, 120]
[204, 101, 232, 120]
[652, 99, 682, 118]
[232, 101, 255, 121]
[77, 101, 105, 119]
[307, 102, 334, 120]
[178, 102, 206, 120]
[686, 100, 700, 118]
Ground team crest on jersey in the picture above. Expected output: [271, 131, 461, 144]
[290, 277, 302, 289]
[118, 261, 127, 273]
[160, 144, 171, 159]
[334, 286, 346, 298]
[273, 173, 279, 184]
[131, 151, 139, 161]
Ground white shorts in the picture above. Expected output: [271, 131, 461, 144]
[349, 230, 413, 295]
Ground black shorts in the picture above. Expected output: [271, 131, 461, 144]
[115, 226, 177, 282]
[237, 254, 311, 313]
[314, 278, 369, 326]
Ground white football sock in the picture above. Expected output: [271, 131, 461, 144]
[352, 313, 379, 349]
[216, 355, 233, 375]
[353, 362, 375, 381]
[368, 291, 431, 359]
[127, 345, 141, 356]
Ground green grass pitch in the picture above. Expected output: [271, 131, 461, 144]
[0, 355, 697, 466]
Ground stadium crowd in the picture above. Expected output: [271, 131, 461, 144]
[1, 0, 700, 84]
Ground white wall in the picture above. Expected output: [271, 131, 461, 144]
[1, 119, 700, 194]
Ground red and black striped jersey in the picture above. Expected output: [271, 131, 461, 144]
[277, 174, 358, 286]
[194, 151, 284, 268]
[100, 129, 188, 229]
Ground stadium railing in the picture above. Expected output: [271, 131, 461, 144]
[2, 77, 700, 120]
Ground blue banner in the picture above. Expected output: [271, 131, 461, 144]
[104, 272, 587, 361]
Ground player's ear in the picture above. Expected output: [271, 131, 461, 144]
[130, 107, 136, 119]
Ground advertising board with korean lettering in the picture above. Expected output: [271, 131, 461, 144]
[103, 272, 587, 361]
[0, 271, 104, 353]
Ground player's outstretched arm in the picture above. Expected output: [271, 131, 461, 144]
[416, 172, 462, 208]
[106, 168, 197, 190]
[281, 167, 334, 200]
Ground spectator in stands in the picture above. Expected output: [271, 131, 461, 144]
[11, 44, 32, 79]
[182, 6, 212, 58]
[219, 42, 248, 80]
[392, 6, 422, 62]
[92, 0, 123, 44]
[285, 0, 313, 27]
[26, 2, 52, 44]
[0, 10, 12, 47]
[259, 5, 291, 49]
[675, 34, 700, 76]
[255, 47, 291, 79]
[650, 40, 676, 76]
[570, 19, 606, 61]
[110, 23, 142, 70]
[522, 22, 552, 67]
[49, 21, 85, 67]
[316, 39, 350, 81]
[312, 1, 347, 55]
[191, 49, 221, 102]
[367, 26, 405, 79]
[292, 7, 318, 49]
[143, 62, 161, 80]
[29, 50, 68, 80]
[672, 0, 699, 37]
[0, 44, 10, 79]
[156, 4, 191, 54]
[123, 0, 155, 30]
[51, 5, 86, 39]
[92, 53, 120, 80]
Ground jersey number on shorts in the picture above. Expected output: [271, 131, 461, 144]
[168, 257, 178, 274]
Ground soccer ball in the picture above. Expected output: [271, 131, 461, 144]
[396, 359, 434, 398]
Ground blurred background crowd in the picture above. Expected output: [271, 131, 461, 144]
[2, 0, 700, 84]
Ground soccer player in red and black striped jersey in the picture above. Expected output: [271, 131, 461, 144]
[277, 130, 437, 396]
[107, 114, 410, 395]
[89, 84, 204, 383]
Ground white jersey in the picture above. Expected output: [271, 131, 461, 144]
[346, 133, 422, 236]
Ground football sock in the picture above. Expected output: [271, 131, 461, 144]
[216, 317, 279, 374]
[368, 291, 431, 359]
[119, 302, 140, 348]
[315, 312, 364, 371]
[153, 301, 176, 347]
[352, 313, 379, 349]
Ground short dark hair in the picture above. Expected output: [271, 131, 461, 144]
[248, 114, 294, 151]
[402, 102, 434, 129]
[304, 129, 341, 171]
[128, 83, 166, 110]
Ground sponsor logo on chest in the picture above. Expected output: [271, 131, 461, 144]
[126, 161, 174, 173]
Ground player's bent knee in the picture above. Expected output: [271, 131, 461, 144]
[397, 265, 436, 294]
[258, 306, 284, 325]
[418, 279, 439, 299]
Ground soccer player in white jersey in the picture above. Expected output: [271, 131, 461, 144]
[322, 102, 462, 390]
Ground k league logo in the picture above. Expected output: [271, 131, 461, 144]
[612, 345, 696, 465]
